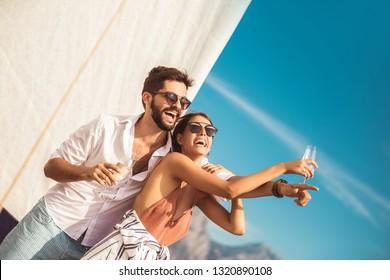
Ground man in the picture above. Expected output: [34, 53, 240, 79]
[0, 66, 198, 259]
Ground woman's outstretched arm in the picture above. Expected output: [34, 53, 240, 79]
[165, 152, 318, 199]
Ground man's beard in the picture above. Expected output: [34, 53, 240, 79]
[150, 98, 178, 131]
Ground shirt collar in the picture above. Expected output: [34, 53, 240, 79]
[200, 157, 209, 166]
[118, 113, 143, 125]
[155, 133, 172, 156]
[122, 113, 173, 157]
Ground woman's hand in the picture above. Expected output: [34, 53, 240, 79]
[283, 159, 318, 180]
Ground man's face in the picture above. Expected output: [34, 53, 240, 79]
[150, 80, 189, 131]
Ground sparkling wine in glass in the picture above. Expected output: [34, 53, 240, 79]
[302, 145, 317, 183]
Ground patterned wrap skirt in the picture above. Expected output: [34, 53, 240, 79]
[81, 209, 170, 260]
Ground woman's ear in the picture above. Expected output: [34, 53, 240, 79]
[176, 133, 184, 146]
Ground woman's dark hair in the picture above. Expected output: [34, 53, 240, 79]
[171, 112, 214, 152]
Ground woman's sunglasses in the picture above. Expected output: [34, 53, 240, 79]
[186, 122, 218, 137]
[150, 91, 191, 110]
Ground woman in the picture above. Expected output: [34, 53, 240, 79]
[82, 112, 318, 260]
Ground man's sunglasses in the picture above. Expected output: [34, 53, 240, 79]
[186, 122, 218, 137]
[150, 91, 191, 110]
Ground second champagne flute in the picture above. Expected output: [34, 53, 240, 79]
[302, 145, 317, 183]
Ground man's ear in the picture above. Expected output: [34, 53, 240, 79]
[142, 92, 153, 107]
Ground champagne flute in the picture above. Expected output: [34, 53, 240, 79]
[302, 145, 317, 183]
[94, 162, 131, 199]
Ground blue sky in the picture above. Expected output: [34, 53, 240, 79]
[190, 0, 390, 260]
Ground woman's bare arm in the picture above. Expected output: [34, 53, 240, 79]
[196, 192, 245, 235]
[166, 152, 317, 199]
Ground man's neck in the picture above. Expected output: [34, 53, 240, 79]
[134, 113, 168, 149]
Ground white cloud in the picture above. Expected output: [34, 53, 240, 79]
[206, 74, 390, 228]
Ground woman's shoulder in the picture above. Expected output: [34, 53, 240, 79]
[161, 152, 196, 171]
[163, 152, 190, 162]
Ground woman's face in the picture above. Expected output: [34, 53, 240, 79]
[177, 115, 215, 158]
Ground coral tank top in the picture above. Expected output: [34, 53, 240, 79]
[139, 187, 194, 246]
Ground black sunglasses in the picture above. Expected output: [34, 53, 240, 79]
[150, 91, 191, 110]
[186, 122, 218, 137]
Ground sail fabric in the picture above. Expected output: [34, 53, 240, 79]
[0, 0, 250, 221]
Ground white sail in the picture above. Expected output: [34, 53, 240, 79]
[0, 0, 251, 220]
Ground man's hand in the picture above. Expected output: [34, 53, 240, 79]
[278, 182, 319, 207]
[202, 163, 235, 176]
[86, 162, 122, 186]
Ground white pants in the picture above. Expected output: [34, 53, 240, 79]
[81, 209, 169, 260]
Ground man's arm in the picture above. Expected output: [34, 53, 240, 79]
[237, 178, 274, 198]
[44, 157, 121, 186]
[236, 177, 318, 207]
[202, 163, 318, 206]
